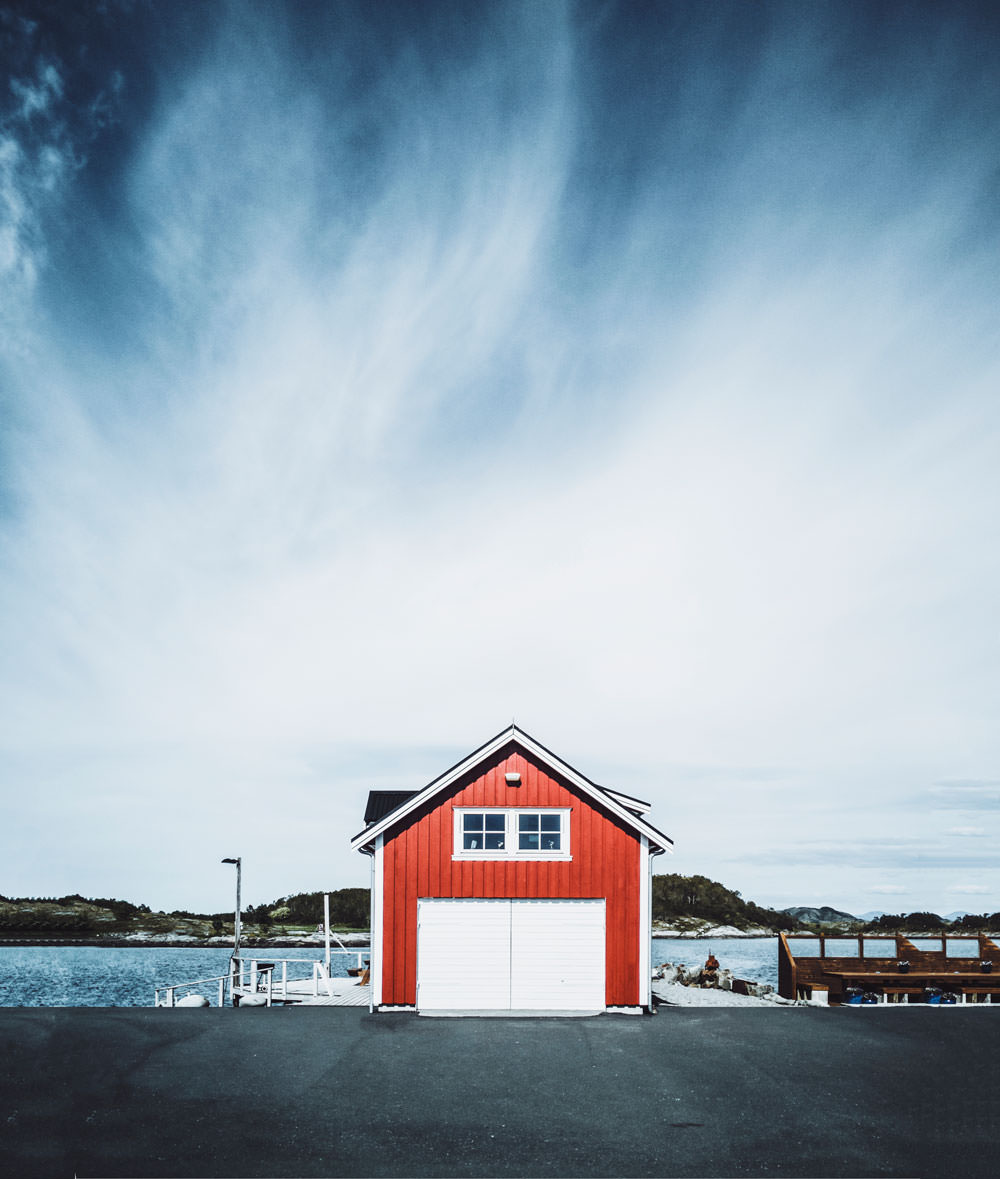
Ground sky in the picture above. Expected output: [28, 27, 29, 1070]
[2, 0, 999, 919]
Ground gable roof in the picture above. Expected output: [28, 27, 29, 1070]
[351, 724, 673, 854]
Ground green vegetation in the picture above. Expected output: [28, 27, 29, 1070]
[652, 874, 799, 931]
[864, 912, 1000, 933]
[951, 913, 1000, 932]
[0, 896, 223, 939]
[245, 888, 370, 930]
[0, 887, 370, 938]
[3, 887, 994, 940]
[863, 911, 946, 931]
[0, 895, 151, 933]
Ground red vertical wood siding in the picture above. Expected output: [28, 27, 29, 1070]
[380, 745, 641, 1006]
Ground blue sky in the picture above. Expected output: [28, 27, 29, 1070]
[2, 0, 999, 917]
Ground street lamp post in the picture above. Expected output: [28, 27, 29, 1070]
[221, 857, 241, 959]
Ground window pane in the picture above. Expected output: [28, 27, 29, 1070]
[460, 810, 563, 854]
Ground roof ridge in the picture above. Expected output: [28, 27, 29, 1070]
[352, 726, 672, 853]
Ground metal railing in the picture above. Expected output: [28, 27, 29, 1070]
[154, 948, 369, 1007]
[155, 972, 231, 1008]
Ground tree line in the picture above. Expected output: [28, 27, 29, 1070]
[0, 895, 153, 931]
[5, 886, 993, 935]
[243, 888, 370, 930]
[0, 889, 369, 931]
[863, 911, 1000, 932]
[651, 873, 800, 930]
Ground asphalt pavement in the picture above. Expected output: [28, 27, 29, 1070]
[0, 1005, 996, 1178]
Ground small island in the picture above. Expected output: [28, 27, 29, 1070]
[0, 888, 370, 948]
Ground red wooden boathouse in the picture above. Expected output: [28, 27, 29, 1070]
[351, 725, 672, 1013]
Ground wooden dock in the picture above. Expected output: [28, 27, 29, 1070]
[245, 977, 371, 1007]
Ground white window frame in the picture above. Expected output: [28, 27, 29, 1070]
[452, 807, 572, 861]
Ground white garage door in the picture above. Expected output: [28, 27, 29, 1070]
[416, 898, 606, 1011]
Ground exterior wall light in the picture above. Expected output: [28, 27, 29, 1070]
[505, 772, 521, 785]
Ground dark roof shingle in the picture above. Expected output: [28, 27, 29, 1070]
[363, 790, 417, 826]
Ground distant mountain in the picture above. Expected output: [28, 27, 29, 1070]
[781, 905, 858, 926]
[943, 911, 970, 922]
[858, 911, 886, 922]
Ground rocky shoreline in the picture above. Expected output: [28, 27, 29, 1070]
[653, 923, 782, 939]
[652, 958, 801, 1007]
[0, 931, 371, 949]
[4, 926, 768, 947]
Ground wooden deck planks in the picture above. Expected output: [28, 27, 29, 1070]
[233, 979, 371, 1007]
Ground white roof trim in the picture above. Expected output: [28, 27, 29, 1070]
[601, 788, 651, 815]
[351, 725, 672, 854]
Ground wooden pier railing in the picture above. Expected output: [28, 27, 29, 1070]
[778, 932, 999, 1004]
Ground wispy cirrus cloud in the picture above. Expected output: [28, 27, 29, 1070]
[0, 11, 124, 347]
[1, 1, 999, 910]
[736, 838, 1000, 872]
[930, 782, 1000, 811]
[934, 780, 1000, 789]
[0, 54, 68, 318]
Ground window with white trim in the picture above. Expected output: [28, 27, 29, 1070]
[453, 808, 571, 860]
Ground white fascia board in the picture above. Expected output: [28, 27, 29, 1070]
[350, 727, 517, 851]
[351, 724, 673, 854]
[371, 834, 384, 1007]
[639, 835, 651, 1008]
[514, 729, 671, 850]
[602, 788, 652, 814]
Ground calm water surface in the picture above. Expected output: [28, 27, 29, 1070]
[653, 937, 779, 988]
[3, 941, 773, 1006]
[7, 936, 964, 1006]
[0, 946, 368, 1007]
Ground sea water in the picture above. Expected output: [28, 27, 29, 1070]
[651, 936, 983, 992]
[0, 945, 369, 1007]
[3, 938, 977, 1006]
[653, 937, 779, 988]
[3, 941, 774, 1006]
